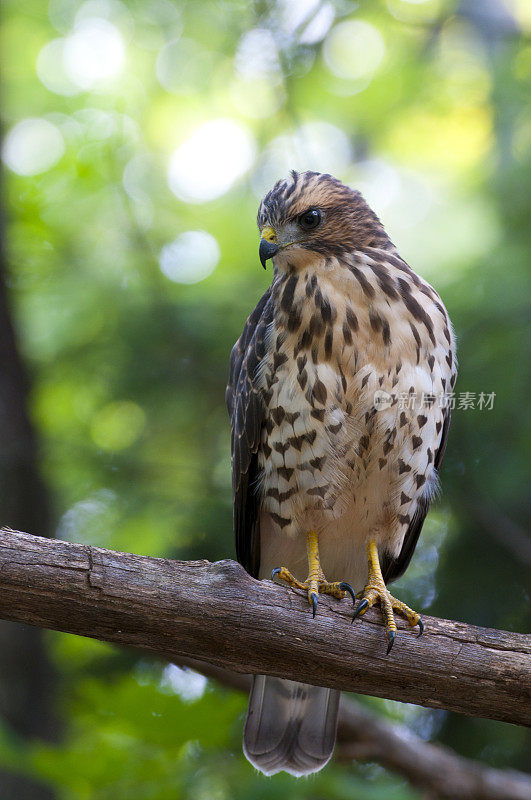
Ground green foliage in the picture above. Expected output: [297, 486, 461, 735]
[27, 660, 421, 800]
[1, 0, 530, 795]
[31, 672, 244, 799]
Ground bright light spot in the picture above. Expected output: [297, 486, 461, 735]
[168, 119, 255, 203]
[252, 121, 351, 197]
[159, 231, 220, 284]
[279, 0, 320, 34]
[75, 0, 134, 40]
[38, 7, 129, 96]
[57, 489, 117, 546]
[324, 20, 385, 81]
[299, 2, 335, 44]
[2, 118, 65, 176]
[64, 17, 125, 89]
[234, 29, 281, 80]
[37, 39, 79, 95]
[510, 0, 531, 32]
[160, 664, 207, 702]
[91, 400, 145, 451]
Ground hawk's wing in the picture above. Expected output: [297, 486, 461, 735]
[226, 288, 274, 578]
[382, 408, 451, 584]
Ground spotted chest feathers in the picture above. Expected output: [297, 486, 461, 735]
[257, 249, 456, 553]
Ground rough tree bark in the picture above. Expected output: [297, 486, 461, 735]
[0, 530, 529, 728]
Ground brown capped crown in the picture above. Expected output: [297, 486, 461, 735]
[257, 170, 394, 256]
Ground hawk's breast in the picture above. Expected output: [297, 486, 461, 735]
[257, 250, 456, 562]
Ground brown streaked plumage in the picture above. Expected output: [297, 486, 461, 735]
[227, 170, 456, 777]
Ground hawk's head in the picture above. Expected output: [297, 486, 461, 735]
[257, 171, 391, 269]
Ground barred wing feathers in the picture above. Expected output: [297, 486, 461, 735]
[226, 288, 273, 578]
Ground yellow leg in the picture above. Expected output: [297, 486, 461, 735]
[353, 540, 424, 654]
[271, 531, 356, 617]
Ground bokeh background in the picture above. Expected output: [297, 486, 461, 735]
[1, 0, 530, 798]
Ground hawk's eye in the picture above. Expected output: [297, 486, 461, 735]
[298, 208, 322, 231]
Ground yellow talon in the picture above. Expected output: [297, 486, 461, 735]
[353, 540, 424, 653]
[272, 531, 356, 617]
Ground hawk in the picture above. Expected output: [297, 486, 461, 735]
[226, 171, 456, 776]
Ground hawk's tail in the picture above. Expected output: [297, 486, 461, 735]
[243, 675, 339, 776]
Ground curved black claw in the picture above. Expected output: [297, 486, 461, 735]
[417, 618, 424, 637]
[271, 567, 281, 580]
[339, 582, 356, 606]
[311, 592, 318, 618]
[386, 629, 396, 655]
[352, 597, 369, 623]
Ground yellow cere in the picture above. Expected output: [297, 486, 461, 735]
[261, 225, 277, 243]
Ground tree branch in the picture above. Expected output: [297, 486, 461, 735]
[0, 529, 529, 727]
[174, 656, 531, 800]
[336, 702, 531, 800]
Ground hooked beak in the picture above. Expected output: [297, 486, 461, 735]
[259, 226, 279, 268]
